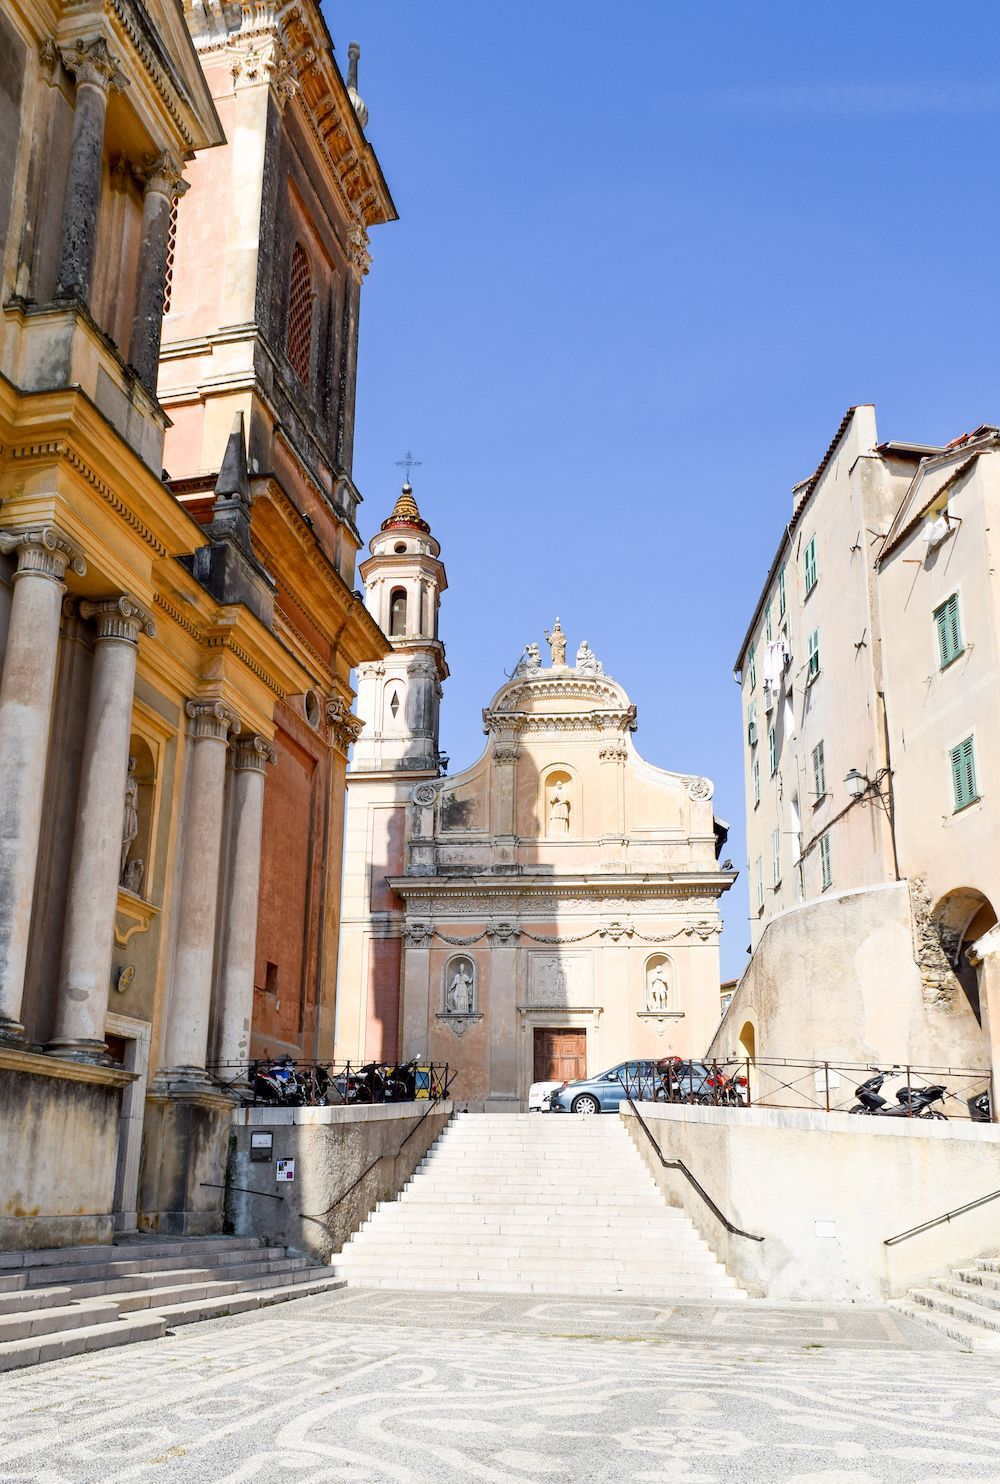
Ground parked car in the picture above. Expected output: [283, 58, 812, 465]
[655, 1058, 748, 1106]
[547, 1061, 659, 1114]
[528, 1079, 563, 1112]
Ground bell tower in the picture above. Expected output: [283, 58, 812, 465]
[352, 483, 448, 775]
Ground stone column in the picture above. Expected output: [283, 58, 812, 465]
[491, 735, 520, 874]
[129, 154, 186, 392]
[156, 701, 240, 1087]
[487, 922, 519, 1110]
[48, 596, 155, 1061]
[55, 38, 128, 302]
[214, 734, 274, 1069]
[0, 527, 86, 1044]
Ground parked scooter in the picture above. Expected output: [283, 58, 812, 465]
[249, 1055, 300, 1105]
[849, 1067, 948, 1119]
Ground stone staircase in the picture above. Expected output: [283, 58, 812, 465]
[0, 1234, 344, 1372]
[334, 1112, 745, 1299]
[894, 1255, 1000, 1350]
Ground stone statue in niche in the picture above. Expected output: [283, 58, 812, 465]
[121, 757, 139, 884]
[575, 640, 604, 675]
[544, 617, 566, 667]
[647, 962, 669, 1012]
[446, 960, 474, 1015]
[122, 858, 145, 896]
[548, 780, 571, 836]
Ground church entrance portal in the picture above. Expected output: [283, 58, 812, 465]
[534, 1028, 586, 1084]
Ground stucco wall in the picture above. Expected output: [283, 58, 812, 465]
[709, 880, 983, 1070]
[0, 1053, 131, 1250]
[229, 1101, 452, 1262]
[623, 1101, 1000, 1302]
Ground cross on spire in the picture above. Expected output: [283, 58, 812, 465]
[395, 451, 421, 484]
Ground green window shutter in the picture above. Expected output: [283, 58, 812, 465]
[747, 700, 758, 747]
[819, 833, 832, 890]
[753, 757, 760, 805]
[768, 725, 777, 776]
[808, 628, 820, 678]
[778, 565, 787, 617]
[951, 736, 978, 811]
[747, 642, 756, 690]
[812, 740, 826, 798]
[934, 595, 963, 668]
[765, 604, 773, 643]
[804, 537, 817, 594]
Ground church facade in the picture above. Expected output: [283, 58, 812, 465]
[339, 493, 735, 1108]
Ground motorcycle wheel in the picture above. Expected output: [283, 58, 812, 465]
[848, 1105, 869, 1115]
[927, 1109, 948, 1119]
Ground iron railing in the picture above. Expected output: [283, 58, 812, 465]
[615, 1057, 993, 1122]
[206, 1058, 453, 1109]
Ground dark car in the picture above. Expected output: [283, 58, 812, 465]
[547, 1060, 659, 1114]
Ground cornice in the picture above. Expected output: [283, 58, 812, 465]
[483, 708, 638, 737]
[4, 437, 170, 558]
[387, 874, 735, 902]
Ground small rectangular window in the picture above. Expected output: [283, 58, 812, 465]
[768, 724, 777, 777]
[747, 700, 758, 747]
[934, 594, 964, 669]
[765, 603, 773, 643]
[951, 736, 978, 812]
[771, 828, 781, 887]
[819, 833, 832, 891]
[755, 856, 764, 911]
[807, 627, 820, 680]
[804, 537, 818, 595]
[812, 740, 826, 800]
[778, 564, 787, 617]
[747, 642, 757, 690]
[752, 756, 760, 806]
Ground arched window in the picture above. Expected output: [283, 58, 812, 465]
[389, 587, 407, 637]
[287, 242, 313, 385]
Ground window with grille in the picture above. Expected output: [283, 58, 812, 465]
[778, 564, 787, 617]
[804, 536, 818, 595]
[951, 736, 978, 812]
[819, 833, 832, 890]
[807, 627, 820, 680]
[287, 242, 313, 385]
[934, 594, 963, 669]
[768, 724, 777, 777]
[162, 199, 178, 315]
[812, 740, 826, 800]
[747, 642, 756, 690]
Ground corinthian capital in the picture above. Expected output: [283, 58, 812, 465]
[230, 733, 277, 773]
[79, 594, 156, 643]
[0, 526, 86, 582]
[326, 696, 364, 754]
[185, 699, 241, 742]
[61, 37, 129, 94]
[137, 151, 188, 201]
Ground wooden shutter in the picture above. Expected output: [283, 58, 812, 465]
[951, 736, 977, 810]
[935, 595, 962, 668]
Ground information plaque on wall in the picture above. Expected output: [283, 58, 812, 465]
[250, 1131, 273, 1162]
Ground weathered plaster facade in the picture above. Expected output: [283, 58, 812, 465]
[340, 495, 735, 1106]
[728, 409, 1000, 1089]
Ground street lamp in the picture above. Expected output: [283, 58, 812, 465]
[844, 767, 867, 800]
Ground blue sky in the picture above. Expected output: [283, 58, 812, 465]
[332, 0, 1000, 977]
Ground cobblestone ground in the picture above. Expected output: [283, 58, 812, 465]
[2, 1288, 999, 1483]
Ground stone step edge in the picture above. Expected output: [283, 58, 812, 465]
[889, 1298, 1000, 1351]
[908, 1288, 1000, 1333]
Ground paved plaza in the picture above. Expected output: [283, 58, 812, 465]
[2, 1288, 1000, 1482]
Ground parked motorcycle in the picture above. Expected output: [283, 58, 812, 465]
[849, 1067, 948, 1119]
[971, 1088, 992, 1123]
[249, 1055, 300, 1106]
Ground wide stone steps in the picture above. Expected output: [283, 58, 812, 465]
[334, 1112, 746, 1300]
[0, 1235, 344, 1373]
[893, 1253, 1000, 1350]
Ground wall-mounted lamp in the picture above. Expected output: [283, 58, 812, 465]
[844, 767, 867, 800]
[844, 766, 893, 817]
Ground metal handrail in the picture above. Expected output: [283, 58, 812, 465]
[302, 1081, 456, 1225]
[884, 1188, 1000, 1246]
[201, 1182, 284, 1203]
[622, 1093, 765, 1242]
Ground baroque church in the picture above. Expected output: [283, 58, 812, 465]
[339, 486, 735, 1109]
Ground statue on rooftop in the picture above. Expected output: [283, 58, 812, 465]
[545, 617, 566, 667]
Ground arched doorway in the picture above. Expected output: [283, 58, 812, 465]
[931, 888, 998, 1025]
